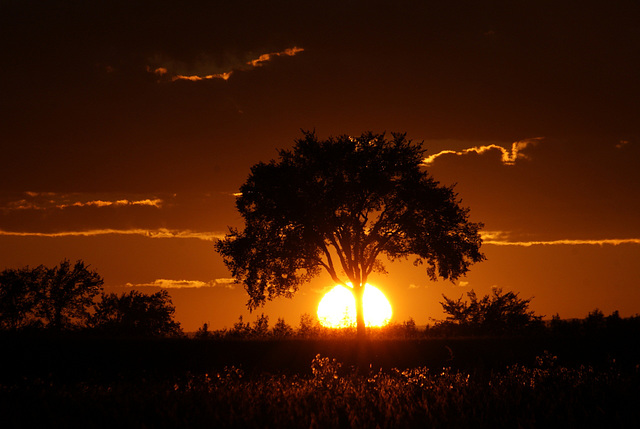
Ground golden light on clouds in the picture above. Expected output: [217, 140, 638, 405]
[484, 238, 640, 247]
[247, 47, 305, 67]
[423, 138, 542, 166]
[3, 194, 163, 211]
[481, 231, 640, 247]
[125, 278, 236, 289]
[157, 46, 304, 83]
[317, 284, 392, 328]
[0, 228, 225, 241]
[172, 71, 233, 82]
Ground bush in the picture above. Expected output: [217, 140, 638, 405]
[435, 288, 544, 336]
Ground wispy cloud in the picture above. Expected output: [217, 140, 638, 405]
[2, 193, 163, 212]
[0, 228, 224, 241]
[57, 199, 163, 209]
[171, 71, 233, 82]
[125, 278, 237, 289]
[153, 46, 304, 83]
[481, 231, 640, 247]
[423, 138, 542, 166]
[246, 47, 304, 67]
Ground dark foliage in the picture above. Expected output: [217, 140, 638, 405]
[2, 349, 639, 428]
[435, 288, 544, 336]
[271, 317, 294, 338]
[216, 131, 484, 337]
[0, 260, 103, 331]
[549, 309, 640, 338]
[90, 290, 182, 337]
[0, 267, 41, 330]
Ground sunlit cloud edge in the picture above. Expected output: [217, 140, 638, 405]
[481, 232, 640, 247]
[3, 193, 164, 212]
[0, 228, 224, 241]
[423, 137, 542, 166]
[124, 278, 237, 289]
[153, 46, 305, 83]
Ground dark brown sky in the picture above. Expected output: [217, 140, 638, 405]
[2, 0, 639, 330]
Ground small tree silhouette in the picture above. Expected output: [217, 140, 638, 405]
[0, 266, 41, 330]
[271, 317, 293, 338]
[298, 313, 320, 338]
[38, 260, 104, 331]
[91, 290, 182, 337]
[439, 288, 543, 335]
[229, 315, 253, 338]
[252, 313, 269, 337]
[0, 260, 103, 331]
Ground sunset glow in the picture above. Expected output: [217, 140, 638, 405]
[317, 284, 392, 328]
[2, 1, 640, 332]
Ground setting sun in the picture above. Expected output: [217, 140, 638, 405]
[317, 284, 392, 328]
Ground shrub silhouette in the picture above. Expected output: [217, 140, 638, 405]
[437, 288, 543, 336]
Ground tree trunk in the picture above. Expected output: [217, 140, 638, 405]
[354, 284, 366, 339]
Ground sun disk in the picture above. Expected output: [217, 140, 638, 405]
[317, 284, 392, 328]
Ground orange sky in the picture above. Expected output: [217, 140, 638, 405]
[1, 1, 639, 330]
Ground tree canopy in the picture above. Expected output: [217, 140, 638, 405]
[0, 259, 103, 331]
[216, 131, 485, 337]
[90, 290, 182, 337]
[1, 261, 183, 337]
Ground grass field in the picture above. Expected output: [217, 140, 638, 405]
[2, 335, 639, 428]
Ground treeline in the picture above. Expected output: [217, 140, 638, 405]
[196, 310, 640, 342]
[0, 260, 182, 337]
[195, 287, 640, 340]
[3, 261, 639, 340]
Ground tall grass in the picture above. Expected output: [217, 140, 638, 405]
[2, 353, 638, 428]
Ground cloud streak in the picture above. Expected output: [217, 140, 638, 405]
[171, 71, 233, 82]
[56, 199, 163, 209]
[125, 278, 237, 289]
[481, 231, 640, 247]
[0, 228, 224, 241]
[423, 138, 542, 166]
[2, 193, 164, 212]
[156, 46, 304, 83]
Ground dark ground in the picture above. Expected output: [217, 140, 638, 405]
[3, 332, 639, 381]
[2, 333, 640, 428]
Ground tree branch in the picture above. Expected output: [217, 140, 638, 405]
[328, 233, 354, 280]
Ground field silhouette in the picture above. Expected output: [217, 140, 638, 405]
[2, 330, 640, 428]
[2, 261, 640, 427]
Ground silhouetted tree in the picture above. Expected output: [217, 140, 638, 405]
[271, 317, 293, 338]
[36, 260, 104, 331]
[0, 266, 41, 330]
[403, 317, 418, 338]
[229, 315, 252, 338]
[195, 323, 213, 339]
[0, 260, 103, 331]
[216, 131, 485, 338]
[297, 313, 320, 338]
[252, 313, 269, 337]
[584, 308, 606, 335]
[439, 288, 543, 335]
[90, 290, 182, 337]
